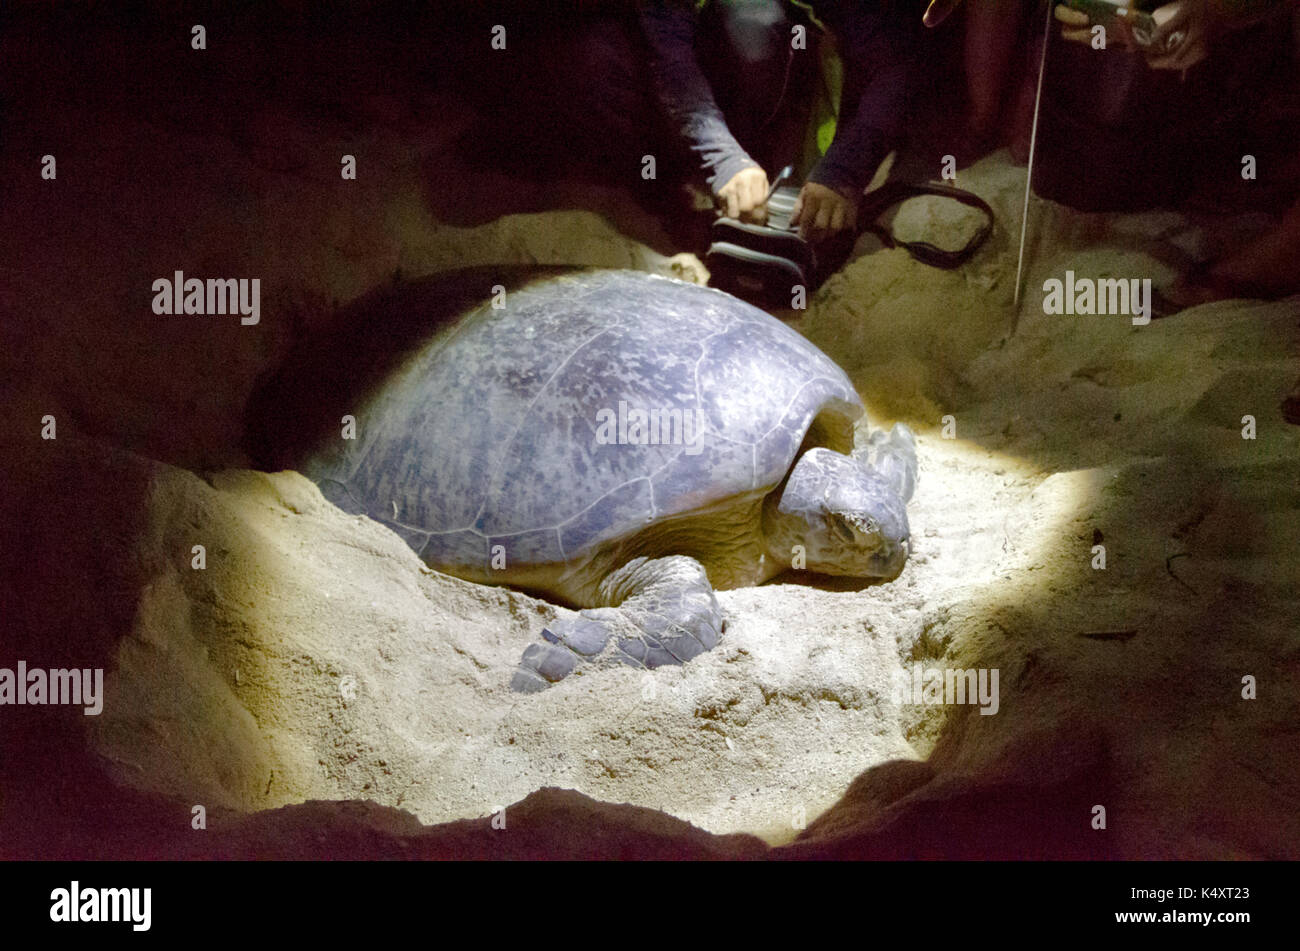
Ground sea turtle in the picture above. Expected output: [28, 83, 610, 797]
[305, 269, 917, 692]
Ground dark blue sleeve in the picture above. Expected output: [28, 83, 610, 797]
[636, 0, 760, 192]
[808, 0, 921, 194]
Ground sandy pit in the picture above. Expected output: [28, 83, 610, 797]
[64, 155, 1300, 854]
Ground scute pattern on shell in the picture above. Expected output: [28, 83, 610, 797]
[312, 270, 862, 576]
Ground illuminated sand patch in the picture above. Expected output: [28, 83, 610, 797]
[89, 422, 1068, 843]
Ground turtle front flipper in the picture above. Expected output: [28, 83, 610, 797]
[509, 556, 725, 693]
[858, 422, 919, 504]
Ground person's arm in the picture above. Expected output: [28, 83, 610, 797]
[1148, 0, 1299, 69]
[1057, 0, 1296, 71]
[807, 0, 921, 194]
[790, 0, 920, 240]
[636, 0, 766, 204]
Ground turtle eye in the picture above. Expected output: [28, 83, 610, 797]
[831, 515, 857, 544]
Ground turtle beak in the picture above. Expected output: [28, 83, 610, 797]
[872, 535, 909, 579]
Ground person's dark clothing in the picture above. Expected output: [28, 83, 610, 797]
[1035, 10, 1300, 212]
[448, 1, 921, 223]
[638, 0, 921, 194]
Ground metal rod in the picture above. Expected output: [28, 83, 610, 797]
[765, 165, 794, 204]
[1012, 0, 1054, 325]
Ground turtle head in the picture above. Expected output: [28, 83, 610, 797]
[763, 448, 910, 580]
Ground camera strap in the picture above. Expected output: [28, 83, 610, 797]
[858, 181, 996, 270]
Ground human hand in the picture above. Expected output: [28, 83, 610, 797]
[716, 166, 770, 222]
[1054, 3, 1100, 44]
[791, 182, 859, 243]
[1145, 0, 1213, 70]
[1053, 2, 1148, 48]
[1055, 1, 1212, 69]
